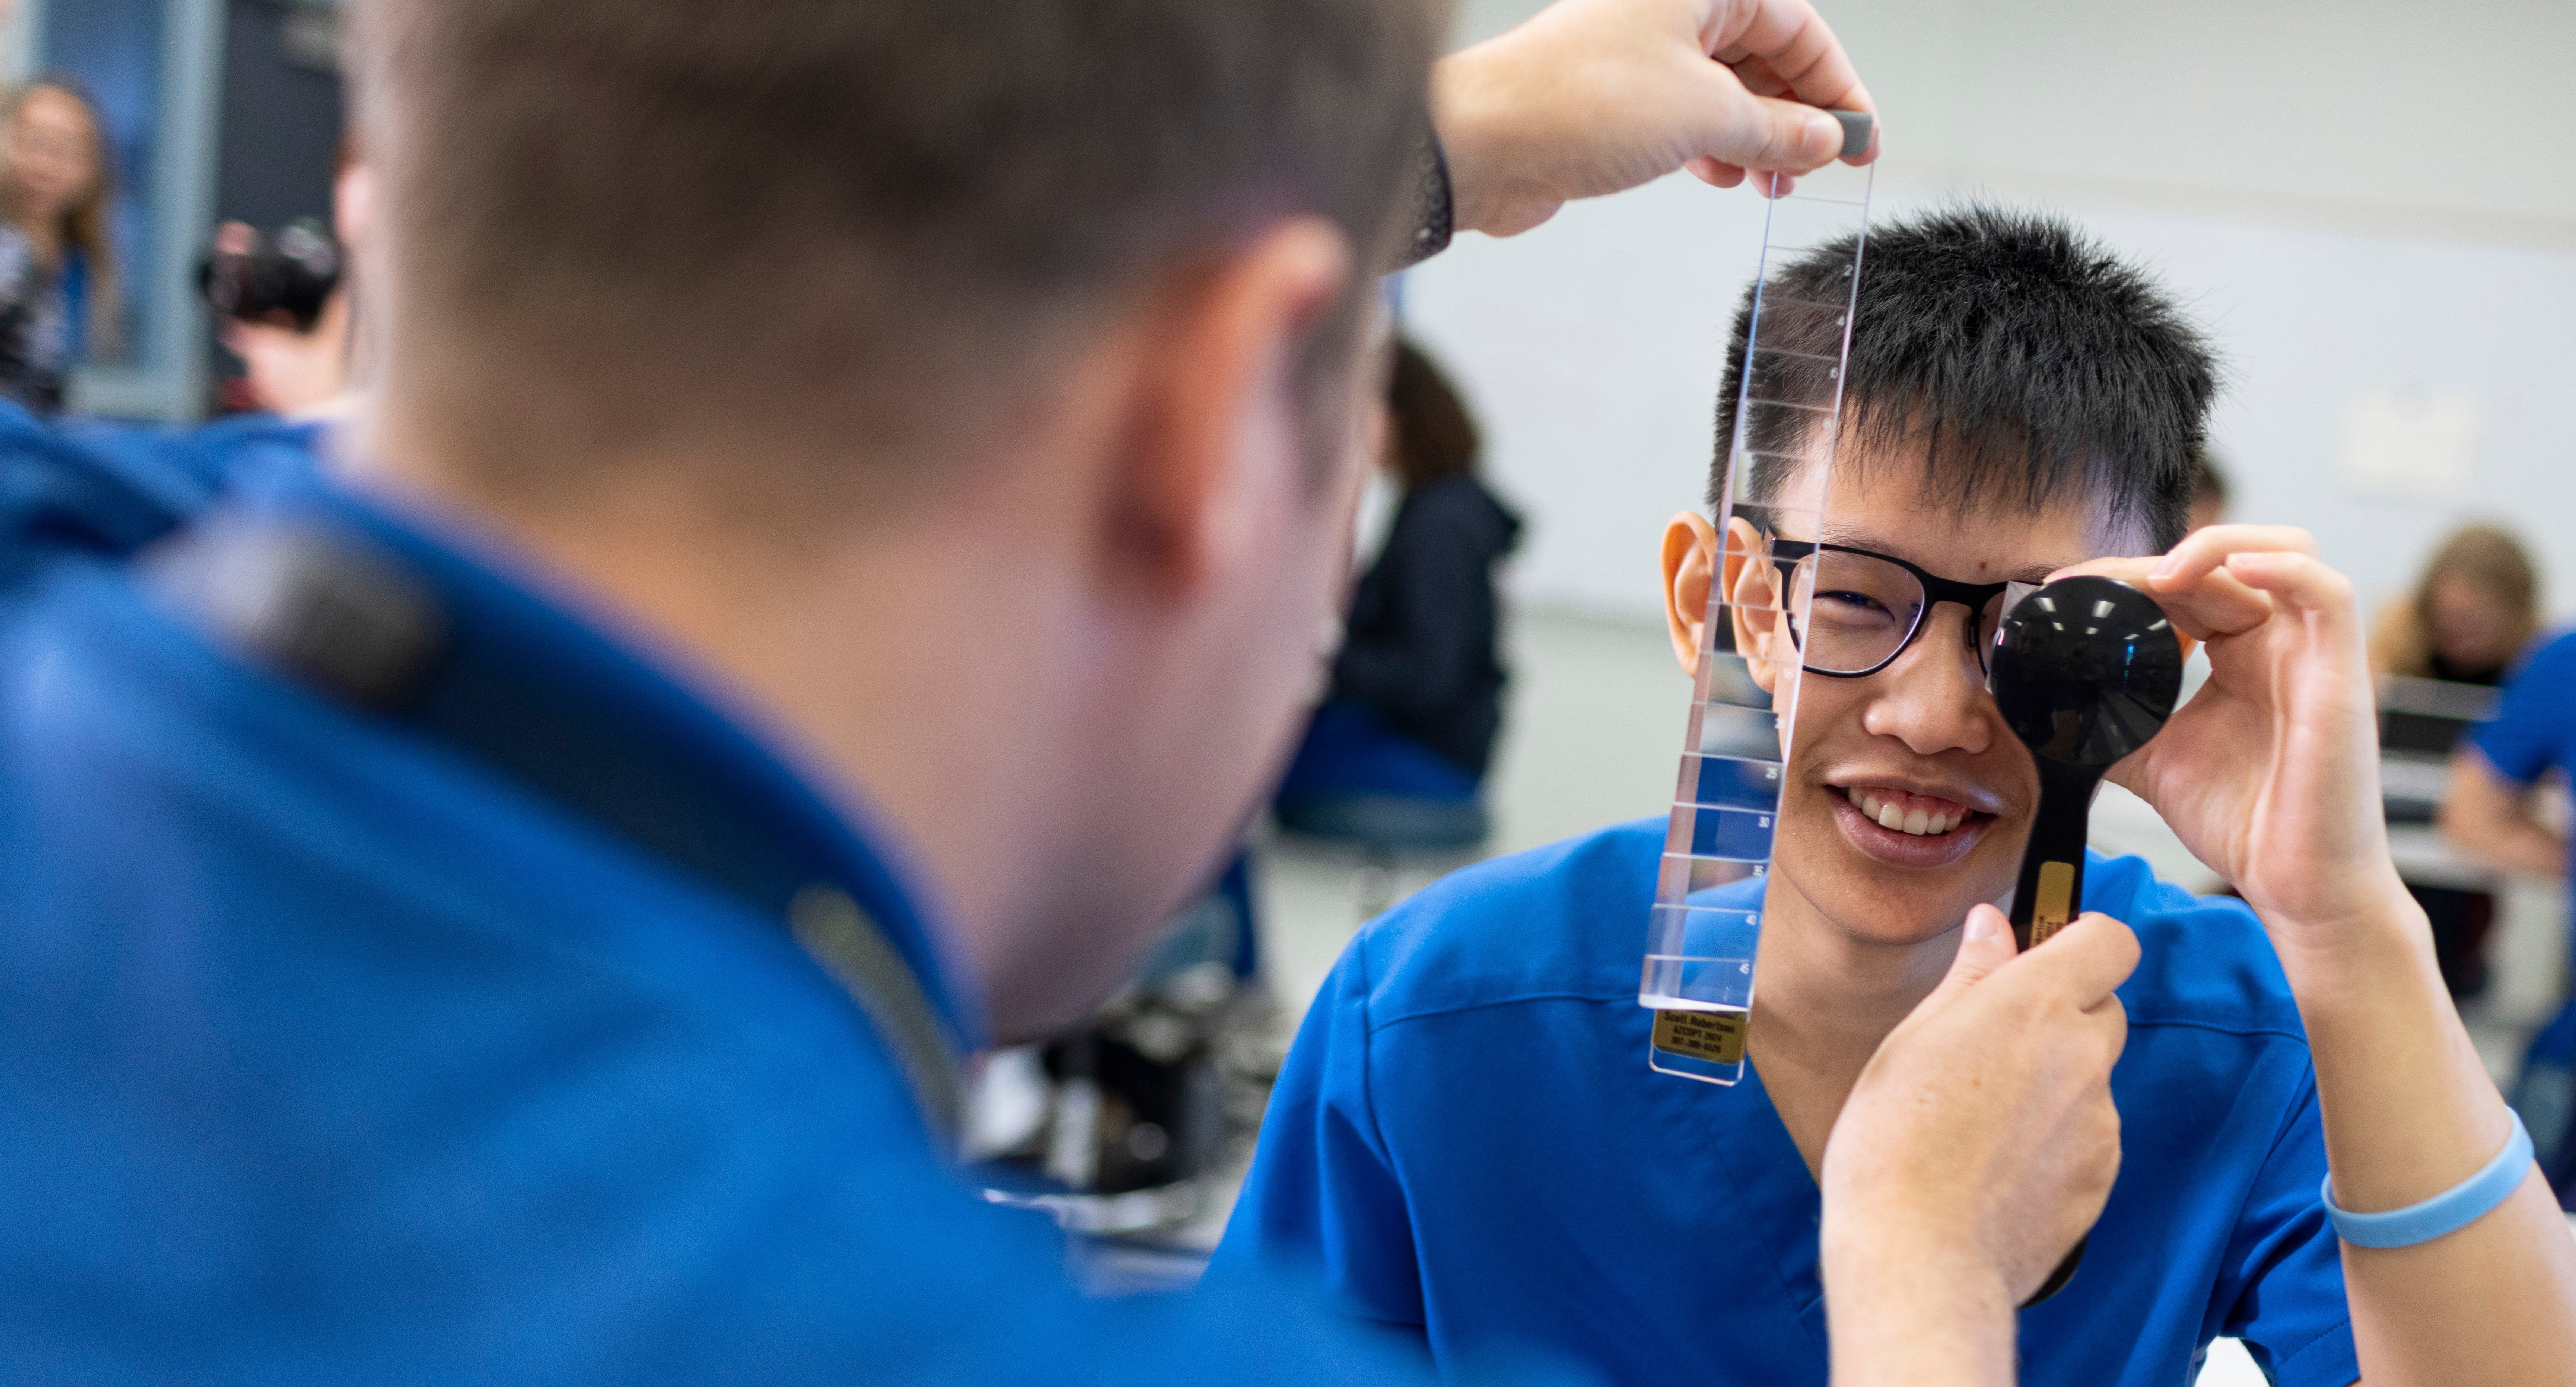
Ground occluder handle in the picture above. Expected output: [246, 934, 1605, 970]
[2007, 764, 2098, 951]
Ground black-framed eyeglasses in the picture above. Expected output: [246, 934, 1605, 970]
[1765, 538, 2020, 679]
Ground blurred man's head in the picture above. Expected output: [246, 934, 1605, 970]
[352, 0, 1430, 508]
[346, 0, 1439, 1034]
[1663, 206, 2217, 955]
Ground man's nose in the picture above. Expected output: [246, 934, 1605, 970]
[1855, 605, 1996, 757]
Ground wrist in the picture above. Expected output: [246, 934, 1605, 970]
[1428, 36, 1551, 239]
[1427, 50, 1503, 237]
[1822, 1224, 2014, 1386]
[1821, 1201, 2013, 1307]
[2260, 878, 2436, 1003]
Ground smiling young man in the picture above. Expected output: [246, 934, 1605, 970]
[1217, 206, 2576, 1386]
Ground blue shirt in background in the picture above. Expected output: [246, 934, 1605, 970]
[2469, 629, 2576, 1195]
[2473, 629, 2576, 885]
[0, 458, 1556, 1384]
[1217, 820, 2360, 1387]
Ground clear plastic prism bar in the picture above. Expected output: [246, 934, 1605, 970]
[1643, 160, 1873, 1085]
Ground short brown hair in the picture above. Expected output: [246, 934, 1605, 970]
[353, 0, 1439, 509]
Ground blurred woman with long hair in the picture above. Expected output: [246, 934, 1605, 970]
[2372, 523, 2542, 687]
[0, 78, 118, 413]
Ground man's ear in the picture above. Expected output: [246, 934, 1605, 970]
[1666, 513, 1793, 693]
[1720, 517, 1792, 695]
[1661, 512, 1718, 677]
[1106, 216, 1354, 598]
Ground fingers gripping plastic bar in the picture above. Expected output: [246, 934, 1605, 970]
[1642, 159, 1874, 1084]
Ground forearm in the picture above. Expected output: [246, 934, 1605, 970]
[1822, 1238, 2016, 1387]
[2439, 807, 2566, 878]
[2481, 827, 2567, 878]
[2440, 753, 2567, 879]
[2276, 888, 2576, 1387]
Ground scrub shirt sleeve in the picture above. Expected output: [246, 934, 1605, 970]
[1212, 936, 1430, 1343]
[2471, 634, 2576, 787]
[2210, 1067, 2361, 1387]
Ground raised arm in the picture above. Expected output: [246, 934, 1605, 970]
[2063, 528, 2576, 1387]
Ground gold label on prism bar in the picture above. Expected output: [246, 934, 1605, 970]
[2029, 860, 2076, 945]
[1652, 1008, 1747, 1065]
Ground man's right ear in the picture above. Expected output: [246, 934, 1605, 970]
[1661, 513, 1788, 692]
[1661, 512, 1718, 678]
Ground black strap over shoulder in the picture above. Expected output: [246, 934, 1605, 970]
[145, 513, 966, 1149]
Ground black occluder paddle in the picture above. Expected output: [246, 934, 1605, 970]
[1985, 574, 2186, 1307]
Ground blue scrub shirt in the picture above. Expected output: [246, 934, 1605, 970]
[0, 400, 319, 594]
[2471, 629, 2576, 1186]
[0, 467, 1551, 1385]
[2474, 630, 2576, 887]
[1217, 821, 2361, 1387]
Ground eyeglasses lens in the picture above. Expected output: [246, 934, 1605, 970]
[1784, 549, 2016, 676]
[1787, 550, 1918, 675]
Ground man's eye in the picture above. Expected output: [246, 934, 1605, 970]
[1814, 591, 1894, 620]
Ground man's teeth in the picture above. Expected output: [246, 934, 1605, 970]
[1850, 789, 1966, 837]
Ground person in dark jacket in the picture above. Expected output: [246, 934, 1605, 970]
[1275, 340, 1520, 846]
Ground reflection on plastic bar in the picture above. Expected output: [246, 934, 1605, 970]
[1643, 158, 1872, 1085]
[1683, 753, 1782, 812]
[1754, 194, 1869, 257]
[1742, 347, 1840, 401]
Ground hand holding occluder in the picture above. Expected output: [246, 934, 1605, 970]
[1819, 906, 2135, 1387]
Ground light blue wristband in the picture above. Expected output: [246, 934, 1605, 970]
[2320, 1112, 2536, 1249]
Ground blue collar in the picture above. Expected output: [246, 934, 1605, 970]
[201, 472, 989, 1062]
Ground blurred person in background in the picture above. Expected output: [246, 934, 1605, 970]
[2440, 536, 2575, 1200]
[208, 219, 346, 414]
[1275, 339, 1520, 843]
[216, 143, 373, 420]
[2187, 447, 2229, 535]
[0, 77, 116, 413]
[2383, 527, 2544, 996]
[0, 147, 369, 599]
[2373, 524, 2541, 688]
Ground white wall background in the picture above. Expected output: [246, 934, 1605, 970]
[1412, 0, 2576, 624]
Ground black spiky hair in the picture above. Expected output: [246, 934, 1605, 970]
[1712, 204, 2219, 553]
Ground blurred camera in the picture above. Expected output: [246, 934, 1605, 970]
[202, 219, 342, 333]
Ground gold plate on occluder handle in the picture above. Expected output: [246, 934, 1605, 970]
[1652, 1008, 1748, 1065]
[2030, 860, 2076, 945]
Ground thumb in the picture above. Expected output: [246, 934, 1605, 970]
[1705, 92, 1844, 174]
[1932, 904, 2019, 998]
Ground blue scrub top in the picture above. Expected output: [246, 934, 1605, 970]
[0, 462, 1553, 1384]
[2474, 630, 2576, 888]
[1216, 821, 2361, 1387]
[0, 400, 319, 594]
